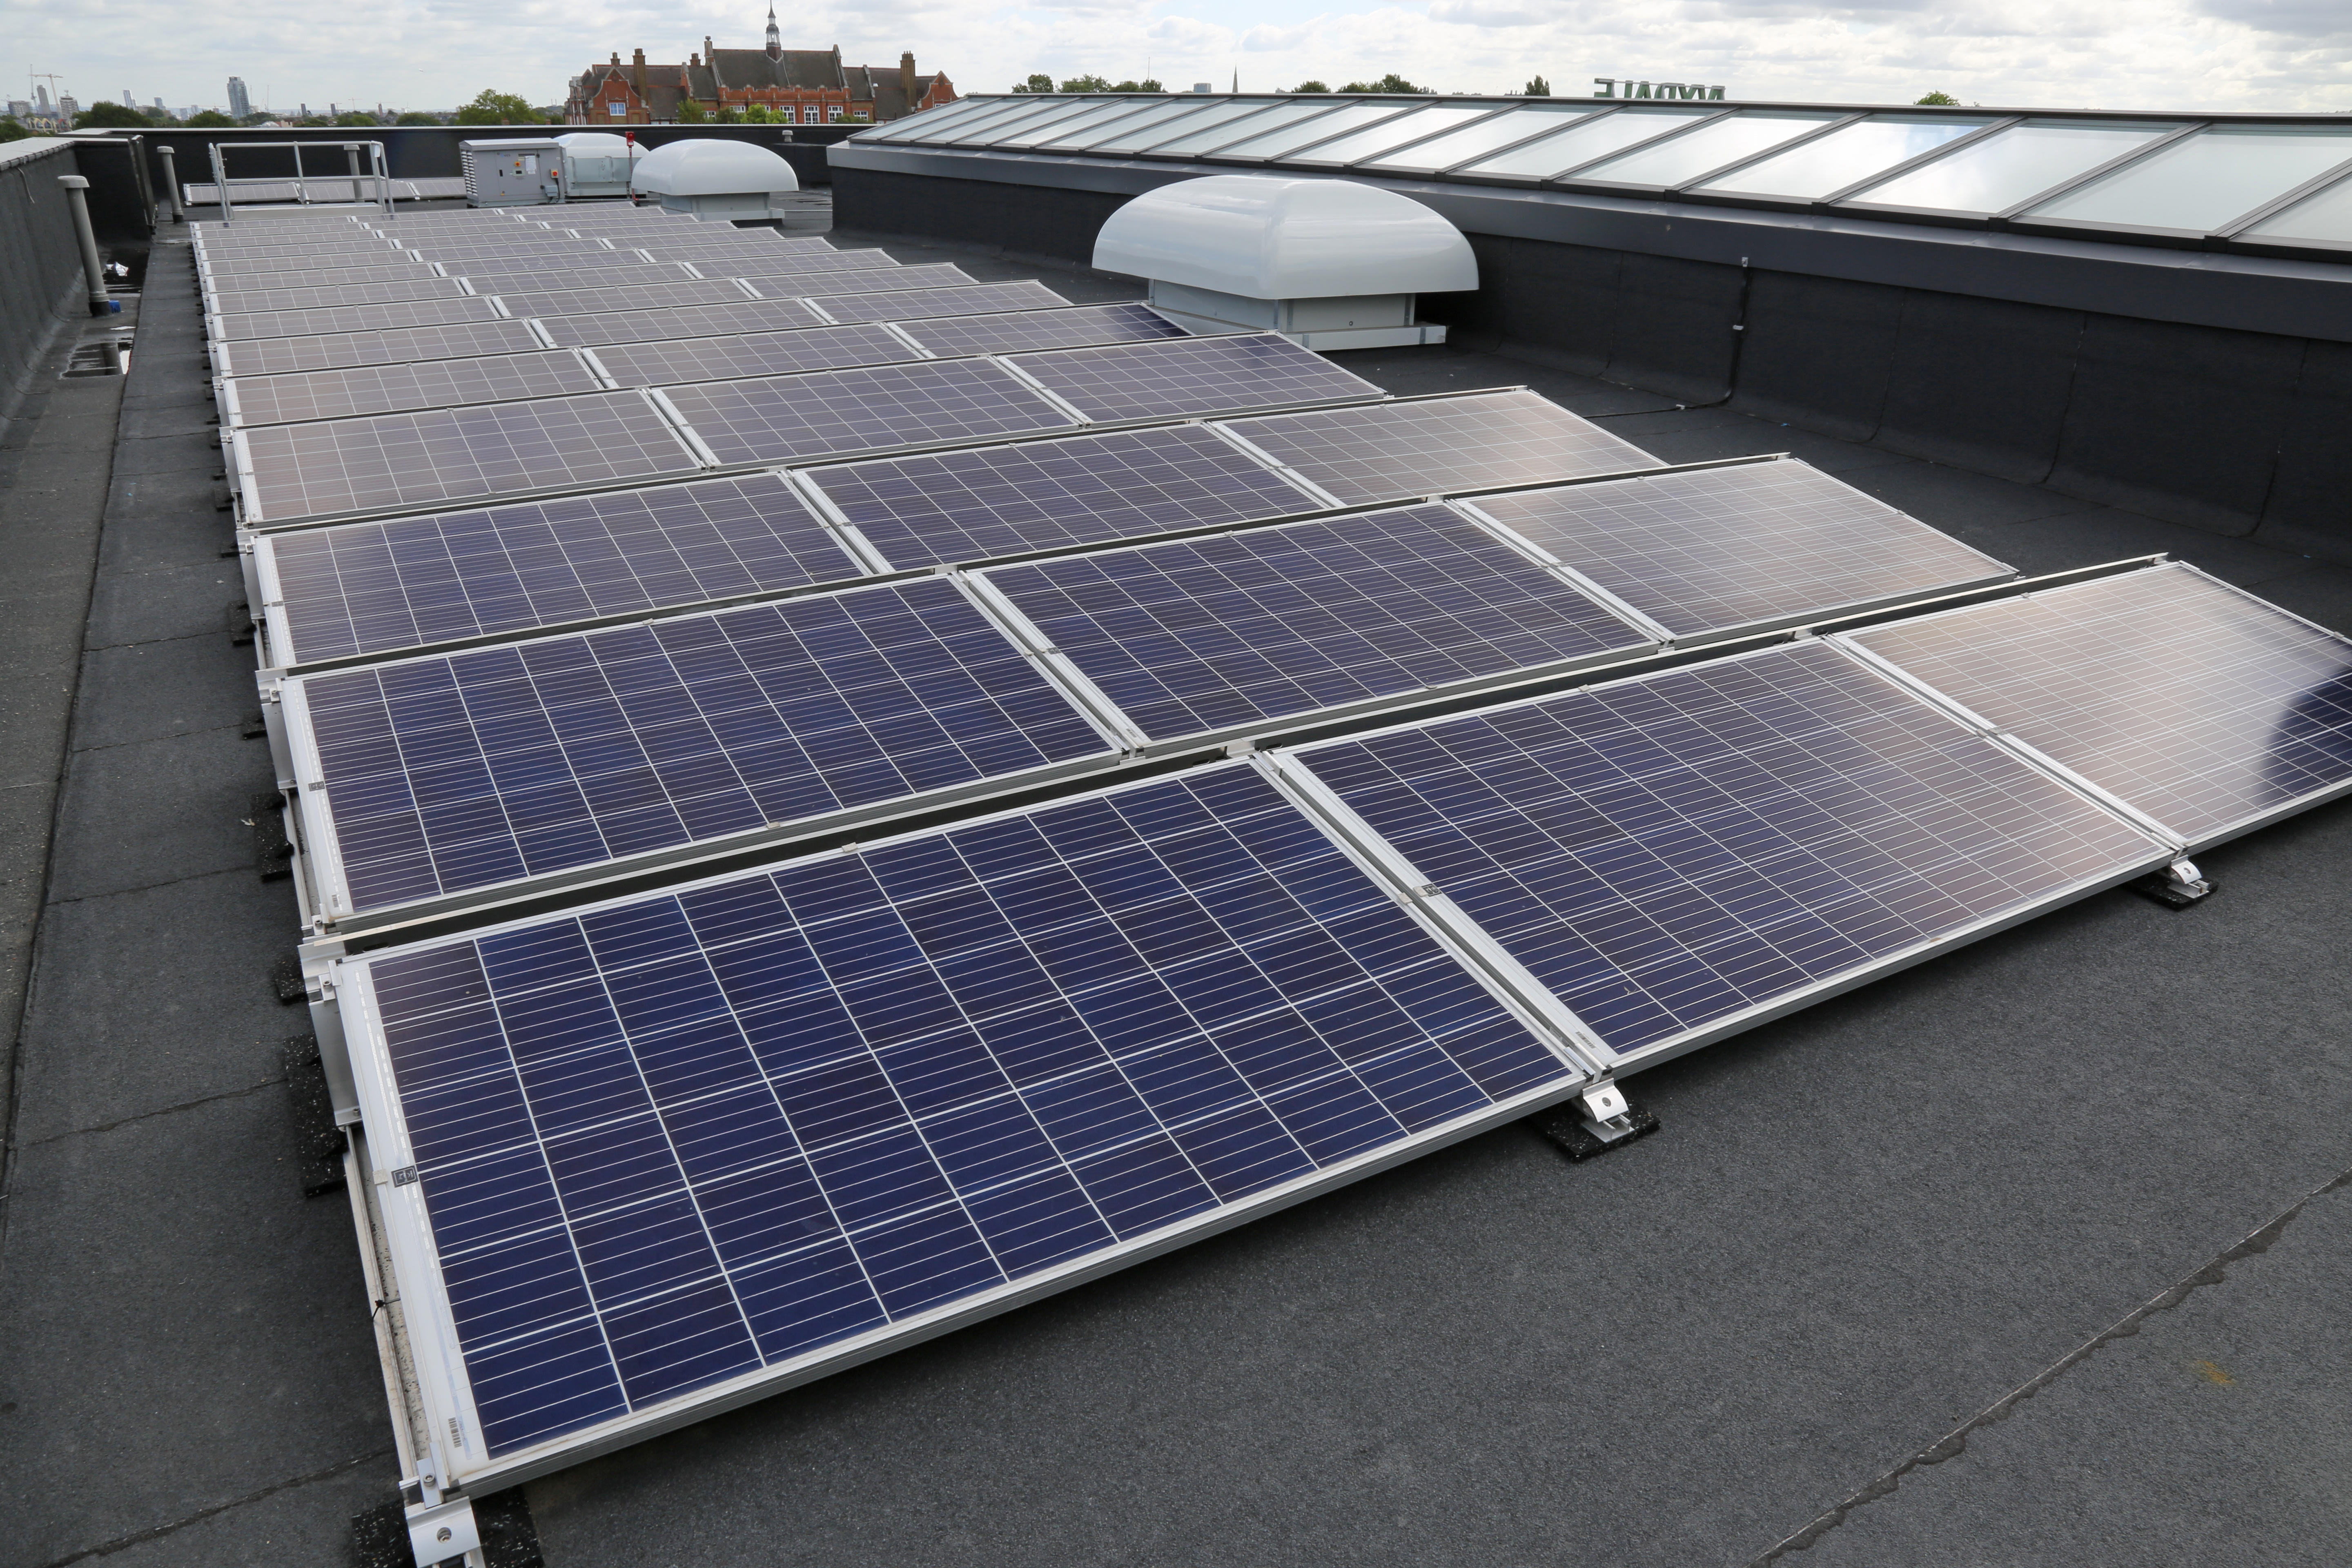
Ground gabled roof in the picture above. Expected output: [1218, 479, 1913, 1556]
[708, 48, 845, 91]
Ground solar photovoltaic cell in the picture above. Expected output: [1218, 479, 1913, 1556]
[1294, 641, 2160, 1060]
[532, 298, 835, 349]
[586, 324, 922, 388]
[238, 391, 702, 523]
[760, 264, 978, 300]
[293, 577, 1113, 912]
[807, 425, 1315, 568]
[443, 265, 684, 296]
[630, 241, 840, 265]
[899, 304, 1188, 359]
[349, 762, 1576, 1457]
[1466, 462, 2014, 640]
[659, 360, 1076, 466]
[212, 297, 508, 342]
[1842, 564, 2352, 844]
[209, 277, 471, 315]
[488, 281, 756, 321]
[212, 320, 548, 379]
[718, 252, 909, 280]
[808, 281, 1070, 324]
[262, 474, 865, 665]
[1222, 391, 1662, 507]
[1010, 334, 1381, 423]
[984, 505, 1654, 742]
[203, 263, 442, 290]
[227, 351, 606, 428]
[403, 244, 619, 268]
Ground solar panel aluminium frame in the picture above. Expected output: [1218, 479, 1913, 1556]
[1825, 558, 2352, 857]
[262, 575, 1136, 940]
[321, 752, 1606, 1499]
[1267, 597, 2185, 1079]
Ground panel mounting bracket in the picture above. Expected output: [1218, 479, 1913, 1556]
[1527, 1078, 1661, 1161]
[2132, 856, 2215, 909]
[405, 1494, 480, 1566]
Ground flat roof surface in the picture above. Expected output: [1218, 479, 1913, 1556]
[2, 216, 2347, 1568]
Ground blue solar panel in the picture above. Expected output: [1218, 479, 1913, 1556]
[806, 424, 1318, 569]
[898, 303, 1187, 359]
[258, 473, 866, 666]
[658, 360, 1077, 467]
[1290, 641, 2162, 1061]
[1841, 563, 2352, 845]
[288, 578, 1114, 916]
[1009, 333, 1381, 422]
[586, 325, 923, 388]
[981, 505, 1654, 743]
[347, 763, 1579, 1457]
[803, 281, 1071, 325]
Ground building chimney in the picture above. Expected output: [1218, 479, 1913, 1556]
[632, 47, 647, 99]
[900, 52, 916, 112]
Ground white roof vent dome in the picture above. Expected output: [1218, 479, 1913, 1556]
[1092, 175, 1476, 300]
[631, 138, 800, 197]
[555, 132, 637, 156]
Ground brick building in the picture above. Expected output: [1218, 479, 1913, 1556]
[568, 7, 954, 126]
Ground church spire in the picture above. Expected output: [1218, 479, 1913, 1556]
[764, 3, 781, 58]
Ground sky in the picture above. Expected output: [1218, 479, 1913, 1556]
[4, 0, 2348, 115]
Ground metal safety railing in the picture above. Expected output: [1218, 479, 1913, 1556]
[205, 139, 394, 220]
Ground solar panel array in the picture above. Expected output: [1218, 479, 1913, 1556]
[200, 204, 2341, 1503]
[289, 578, 1115, 915]
[1841, 563, 2352, 844]
[212, 296, 506, 342]
[227, 352, 606, 429]
[209, 277, 471, 316]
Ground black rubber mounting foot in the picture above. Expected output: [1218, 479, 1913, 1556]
[270, 952, 307, 1005]
[2131, 873, 2217, 910]
[249, 791, 294, 880]
[1527, 1102, 1662, 1162]
[281, 1035, 346, 1198]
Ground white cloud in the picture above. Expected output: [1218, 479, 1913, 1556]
[2, 0, 2345, 114]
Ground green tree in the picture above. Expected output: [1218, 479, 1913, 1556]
[675, 98, 710, 123]
[1012, 73, 1055, 94]
[1289, 81, 1330, 94]
[0, 116, 30, 142]
[393, 110, 441, 125]
[1915, 90, 1960, 105]
[184, 109, 237, 127]
[1060, 74, 1113, 92]
[74, 100, 153, 128]
[1106, 79, 1164, 92]
[332, 109, 379, 126]
[454, 89, 543, 125]
[236, 111, 274, 126]
[1522, 75, 1550, 96]
[1337, 74, 1429, 94]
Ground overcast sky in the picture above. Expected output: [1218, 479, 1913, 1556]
[5, 0, 2347, 114]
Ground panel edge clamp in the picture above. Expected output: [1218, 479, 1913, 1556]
[2133, 856, 2215, 909]
[1528, 1078, 1661, 1162]
[406, 1494, 481, 1566]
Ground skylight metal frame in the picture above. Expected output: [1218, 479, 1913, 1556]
[1548, 107, 1851, 197]
[1664, 110, 2001, 209]
[1197, 100, 1425, 166]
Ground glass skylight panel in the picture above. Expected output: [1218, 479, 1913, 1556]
[212, 320, 550, 379]
[336, 762, 1576, 1463]
[259, 473, 866, 666]
[532, 298, 835, 349]
[1357, 105, 1598, 173]
[1462, 461, 2011, 639]
[855, 96, 1001, 141]
[1213, 104, 1417, 161]
[1292, 641, 2161, 1062]
[235, 392, 703, 524]
[901, 97, 1054, 143]
[962, 96, 1120, 147]
[996, 96, 1159, 148]
[896, 303, 1186, 358]
[1842, 564, 2352, 844]
[210, 297, 507, 343]
[1571, 110, 1843, 187]
[1455, 105, 1717, 179]
[1222, 390, 1659, 506]
[938, 97, 1089, 145]
[284, 577, 1115, 916]
[2241, 170, 2352, 244]
[807, 281, 1070, 323]
[981, 504, 1652, 743]
[1059, 98, 1229, 151]
[1848, 119, 2178, 213]
[1283, 105, 1500, 167]
[2023, 124, 2352, 232]
[225, 352, 606, 428]
[1133, 98, 1335, 155]
[658, 360, 1076, 466]
[807, 424, 1317, 568]
[1009, 334, 1380, 422]
[1699, 114, 1988, 198]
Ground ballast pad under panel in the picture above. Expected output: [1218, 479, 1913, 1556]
[259, 473, 866, 667]
[1466, 461, 2014, 640]
[237, 392, 701, 524]
[341, 763, 1580, 1465]
[982, 504, 1653, 742]
[1290, 640, 2164, 1062]
[287, 577, 1114, 916]
[1842, 562, 2352, 845]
